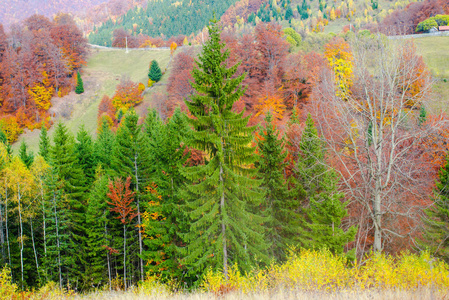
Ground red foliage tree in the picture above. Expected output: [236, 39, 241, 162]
[166, 51, 195, 116]
[107, 176, 136, 290]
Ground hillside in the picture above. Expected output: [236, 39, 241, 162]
[0, 0, 111, 27]
[13, 47, 172, 153]
[89, 0, 241, 46]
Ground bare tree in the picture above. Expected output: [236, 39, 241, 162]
[312, 36, 442, 254]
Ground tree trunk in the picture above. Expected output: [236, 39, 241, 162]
[373, 190, 382, 252]
[219, 162, 228, 280]
[105, 219, 111, 291]
[42, 190, 47, 258]
[17, 187, 24, 290]
[0, 199, 4, 261]
[133, 155, 144, 282]
[5, 189, 11, 267]
[123, 223, 127, 290]
[53, 192, 62, 289]
[30, 219, 40, 281]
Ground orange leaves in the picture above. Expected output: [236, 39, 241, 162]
[398, 40, 431, 107]
[111, 79, 143, 113]
[107, 176, 137, 224]
[170, 42, 178, 56]
[255, 89, 286, 121]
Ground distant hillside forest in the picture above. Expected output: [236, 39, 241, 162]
[89, 0, 240, 46]
[0, 0, 110, 27]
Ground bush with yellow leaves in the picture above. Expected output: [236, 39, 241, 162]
[0, 266, 18, 300]
[201, 249, 449, 294]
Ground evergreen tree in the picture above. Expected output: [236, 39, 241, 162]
[418, 105, 427, 126]
[38, 126, 50, 161]
[94, 117, 115, 172]
[84, 167, 114, 289]
[111, 109, 151, 282]
[419, 155, 449, 262]
[50, 122, 87, 284]
[181, 17, 268, 279]
[0, 128, 12, 156]
[143, 108, 191, 283]
[18, 140, 34, 168]
[285, 6, 293, 20]
[148, 60, 162, 83]
[75, 125, 96, 182]
[256, 112, 298, 260]
[75, 71, 84, 94]
[295, 114, 356, 256]
[42, 166, 70, 289]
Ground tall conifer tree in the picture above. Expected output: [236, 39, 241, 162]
[38, 126, 50, 161]
[181, 17, 267, 279]
[295, 114, 356, 255]
[75, 125, 96, 182]
[256, 112, 298, 260]
[111, 109, 151, 281]
[143, 108, 190, 282]
[50, 122, 87, 285]
[419, 155, 449, 262]
[18, 140, 34, 168]
[94, 117, 115, 172]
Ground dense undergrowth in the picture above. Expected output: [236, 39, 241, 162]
[1, 249, 447, 299]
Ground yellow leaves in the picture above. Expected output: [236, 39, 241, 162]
[324, 38, 354, 101]
[170, 42, 178, 55]
[5, 157, 34, 195]
[0, 266, 18, 299]
[28, 71, 54, 111]
[255, 89, 286, 121]
[200, 249, 449, 294]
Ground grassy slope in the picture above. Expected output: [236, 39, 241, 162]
[14, 48, 172, 153]
[414, 36, 449, 112]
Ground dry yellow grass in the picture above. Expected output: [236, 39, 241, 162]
[74, 289, 445, 300]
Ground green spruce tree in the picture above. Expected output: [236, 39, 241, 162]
[83, 167, 115, 289]
[18, 140, 34, 168]
[50, 122, 88, 284]
[148, 60, 162, 83]
[256, 112, 298, 260]
[111, 108, 151, 282]
[143, 107, 191, 283]
[38, 126, 50, 161]
[181, 17, 268, 279]
[295, 114, 356, 256]
[75, 125, 96, 182]
[0, 128, 12, 156]
[418, 105, 427, 126]
[94, 117, 115, 172]
[419, 155, 449, 262]
[75, 71, 84, 94]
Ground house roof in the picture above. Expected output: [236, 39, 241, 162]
[439, 26, 449, 31]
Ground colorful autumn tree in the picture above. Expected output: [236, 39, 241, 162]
[107, 176, 136, 290]
[28, 71, 54, 111]
[111, 78, 143, 113]
[324, 37, 353, 101]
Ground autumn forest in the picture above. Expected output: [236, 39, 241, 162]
[1, 0, 449, 298]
